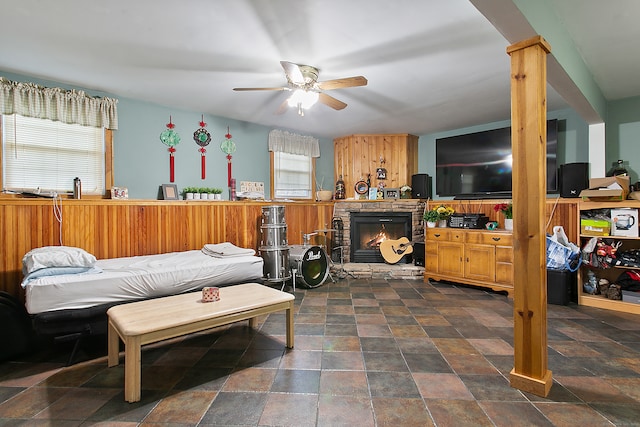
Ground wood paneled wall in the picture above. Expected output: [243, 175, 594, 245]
[334, 134, 418, 199]
[0, 199, 335, 300]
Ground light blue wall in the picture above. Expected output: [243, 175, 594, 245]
[606, 96, 640, 184]
[417, 108, 590, 198]
[1, 71, 334, 199]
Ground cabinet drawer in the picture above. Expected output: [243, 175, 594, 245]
[465, 231, 512, 246]
[495, 246, 513, 263]
[427, 228, 454, 241]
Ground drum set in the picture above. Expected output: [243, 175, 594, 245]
[259, 205, 338, 290]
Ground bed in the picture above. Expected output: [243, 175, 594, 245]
[20, 244, 264, 361]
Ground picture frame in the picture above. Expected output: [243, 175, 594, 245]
[111, 186, 129, 200]
[161, 184, 179, 200]
[383, 188, 399, 199]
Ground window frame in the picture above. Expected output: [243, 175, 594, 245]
[0, 117, 114, 199]
[269, 151, 316, 200]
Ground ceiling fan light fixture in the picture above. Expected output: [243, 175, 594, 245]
[287, 89, 319, 110]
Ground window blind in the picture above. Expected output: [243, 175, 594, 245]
[273, 151, 312, 199]
[2, 114, 105, 195]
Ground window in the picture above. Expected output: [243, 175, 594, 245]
[1, 114, 111, 196]
[271, 151, 315, 199]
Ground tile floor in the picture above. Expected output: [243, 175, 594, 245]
[1, 277, 640, 426]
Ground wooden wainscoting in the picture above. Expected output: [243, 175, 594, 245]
[0, 199, 335, 300]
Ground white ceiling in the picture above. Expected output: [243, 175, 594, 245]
[1, 0, 638, 140]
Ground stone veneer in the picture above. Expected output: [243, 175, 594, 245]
[330, 199, 426, 279]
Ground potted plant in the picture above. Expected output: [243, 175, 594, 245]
[424, 208, 440, 228]
[433, 204, 455, 227]
[400, 185, 412, 199]
[183, 187, 196, 200]
[211, 188, 223, 200]
[493, 202, 513, 230]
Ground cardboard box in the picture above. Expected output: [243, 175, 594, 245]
[622, 290, 640, 305]
[611, 208, 639, 237]
[580, 218, 610, 236]
[580, 176, 630, 201]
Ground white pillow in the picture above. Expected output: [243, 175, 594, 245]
[22, 246, 97, 275]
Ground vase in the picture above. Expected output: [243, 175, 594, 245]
[438, 219, 448, 228]
[185, 193, 194, 200]
[504, 218, 513, 231]
[427, 221, 437, 228]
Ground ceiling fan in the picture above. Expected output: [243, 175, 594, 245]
[233, 61, 367, 116]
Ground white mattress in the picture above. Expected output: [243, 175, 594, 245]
[24, 250, 264, 314]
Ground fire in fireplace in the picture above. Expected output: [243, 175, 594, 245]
[350, 212, 412, 263]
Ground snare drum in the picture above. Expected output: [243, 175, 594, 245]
[289, 245, 329, 289]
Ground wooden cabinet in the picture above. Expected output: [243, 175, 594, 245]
[424, 228, 513, 295]
[577, 201, 640, 314]
[333, 134, 418, 199]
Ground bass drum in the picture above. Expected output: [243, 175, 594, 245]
[289, 245, 329, 289]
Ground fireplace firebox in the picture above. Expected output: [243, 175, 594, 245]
[350, 212, 412, 263]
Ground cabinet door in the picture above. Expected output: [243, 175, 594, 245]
[464, 244, 495, 282]
[425, 241, 438, 273]
[495, 246, 513, 286]
[437, 242, 464, 277]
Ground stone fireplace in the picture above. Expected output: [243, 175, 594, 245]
[332, 199, 426, 265]
[350, 211, 412, 263]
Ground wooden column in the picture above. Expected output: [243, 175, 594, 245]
[506, 35, 553, 397]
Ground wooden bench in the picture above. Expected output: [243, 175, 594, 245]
[107, 283, 295, 402]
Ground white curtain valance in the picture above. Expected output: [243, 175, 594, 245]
[268, 129, 319, 157]
[0, 77, 118, 130]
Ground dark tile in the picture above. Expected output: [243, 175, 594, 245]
[360, 337, 399, 352]
[200, 391, 267, 425]
[367, 371, 421, 398]
[459, 374, 527, 401]
[404, 353, 452, 373]
[270, 369, 320, 393]
[426, 399, 493, 427]
[363, 351, 409, 372]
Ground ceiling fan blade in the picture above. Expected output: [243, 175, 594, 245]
[280, 61, 305, 85]
[317, 76, 368, 91]
[233, 87, 289, 91]
[318, 93, 347, 110]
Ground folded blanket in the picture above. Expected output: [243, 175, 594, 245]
[202, 242, 256, 258]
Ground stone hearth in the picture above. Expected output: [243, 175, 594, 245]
[331, 199, 426, 279]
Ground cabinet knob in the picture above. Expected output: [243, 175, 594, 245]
[492, 237, 500, 241]
[434, 233, 441, 237]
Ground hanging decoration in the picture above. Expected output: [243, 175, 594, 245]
[193, 115, 211, 179]
[220, 126, 237, 187]
[159, 116, 181, 182]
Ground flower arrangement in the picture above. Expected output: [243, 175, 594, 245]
[400, 185, 411, 193]
[424, 204, 455, 222]
[494, 202, 513, 219]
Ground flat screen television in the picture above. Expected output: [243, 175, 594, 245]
[435, 119, 558, 198]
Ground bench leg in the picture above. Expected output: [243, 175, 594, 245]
[107, 321, 120, 367]
[124, 335, 142, 403]
[286, 301, 294, 349]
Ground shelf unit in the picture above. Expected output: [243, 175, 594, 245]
[577, 200, 640, 314]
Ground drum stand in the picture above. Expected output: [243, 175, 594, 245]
[332, 245, 355, 280]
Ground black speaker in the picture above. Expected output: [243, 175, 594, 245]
[411, 174, 432, 199]
[559, 162, 589, 198]
[413, 242, 425, 267]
